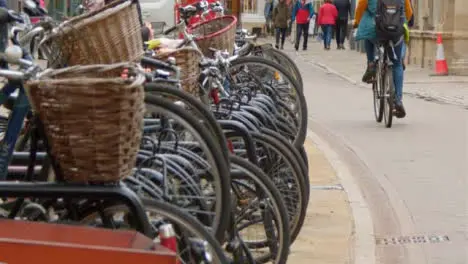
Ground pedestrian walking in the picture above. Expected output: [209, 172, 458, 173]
[292, 0, 315, 51]
[273, 0, 290, 49]
[318, 0, 338, 50]
[264, 0, 274, 36]
[286, 0, 294, 37]
[402, 0, 415, 70]
[141, 22, 154, 43]
[333, 0, 351, 49]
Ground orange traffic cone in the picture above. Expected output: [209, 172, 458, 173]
[433, 33, 449, 76]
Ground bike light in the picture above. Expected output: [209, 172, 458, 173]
[159, 223, 179, 263]
[227, 140, 234, 153]
[274, 71, 280, 81]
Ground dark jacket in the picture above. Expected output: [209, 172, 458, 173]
[333, 0, 351, 20]
[141, 26, 151, 42]
[273, 2, 290, 28]
[408, 0, 414, 27]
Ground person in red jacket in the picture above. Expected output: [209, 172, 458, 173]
[292, 0, 315, 51]
[318, 0, 338, 50]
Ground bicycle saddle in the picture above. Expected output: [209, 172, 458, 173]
[0, 8, 24, 24]
[23, 0, 47, 17]
[236, 28, 248, 35]
[195, 0, 208, 11]
[210, 2, 221, 8]
[179, 5, 198, 20]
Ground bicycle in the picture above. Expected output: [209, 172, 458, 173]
[1, 3, 310, 262]
[3, 4, 234, 244]
[0, 15, 231, 264]
[373, 39, 399, 128]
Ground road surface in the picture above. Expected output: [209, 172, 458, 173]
[294, 55, 467, 264]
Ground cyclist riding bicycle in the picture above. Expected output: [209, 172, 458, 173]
[353, 0, 413, 118]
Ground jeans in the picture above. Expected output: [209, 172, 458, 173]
[401, 43, 407, 63]
[275, 27, 287, 47]
[365, 39, 404, 104]
[265, 18, 273, 34]
[295, 22, 310, 49]
[321, 25, 333, 48]
[335, 18, 348, 45]
[287, 20, 293, 36]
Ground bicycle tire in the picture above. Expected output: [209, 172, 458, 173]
[250, 132, 308, 243]
[261, 48, 303, 89]
[260, 128, 309, 200]
[298, 145, 309, 171]
[229, 56, 307, 149]
[373, 59, 384, 123]
[383, 66, 394, 128]
[227, 130, 307, 244]
[141, 198, 229, 264]
[229, 155, 290, 264]
[80, 198, 229, 264]
[144, 95, 231, 242]
[144, 82, 230, 163]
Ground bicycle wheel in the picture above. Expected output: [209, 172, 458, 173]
[79, 198, 229, 264]
[383, 66, 394, 128]
[249, 132, 307, 243]
[261, 128, 309, 196]
[229, 56, 307, 149]
[373, 61, 384, 123]
[227, 131, 307, 244]
[229, 155, 290, 264]
[144, 82, 230, 163]
[261, 48, 303, 88]
[143, 95, 231, 241]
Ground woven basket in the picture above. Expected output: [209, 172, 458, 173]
[190, 16, 237, 57]
[25, 63, 145, 183]
[154, 48, 203, 96]
[41, 0, 143, 68]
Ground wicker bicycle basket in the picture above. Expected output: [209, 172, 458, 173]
[24, 63, 145, 183]
[190, 16, 237, 57]
[154, 48, 203, 96]
[41, 0, 143, 68]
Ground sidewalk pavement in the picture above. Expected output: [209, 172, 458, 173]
[288, 138, 353, 264]
[277, 37, 468, 107]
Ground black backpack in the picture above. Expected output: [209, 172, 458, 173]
[375, 0, 405, 40]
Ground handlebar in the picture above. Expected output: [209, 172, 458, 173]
[0, 69, 26, 81]
[164, 25, 177, 35]
[141, 57, 178, 73]
[0, 47, 40, 81]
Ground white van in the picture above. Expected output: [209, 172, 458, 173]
[140, 0, 176, 34]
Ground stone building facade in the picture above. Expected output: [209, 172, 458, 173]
[408, 0, 468, 75]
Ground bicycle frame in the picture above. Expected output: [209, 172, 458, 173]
[375, 39, 399, 66]
[0, 50, 34, 180]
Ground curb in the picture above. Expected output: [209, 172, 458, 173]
[307, 130, 376, 264]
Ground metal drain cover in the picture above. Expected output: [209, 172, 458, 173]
[376, 235, 450, 245]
